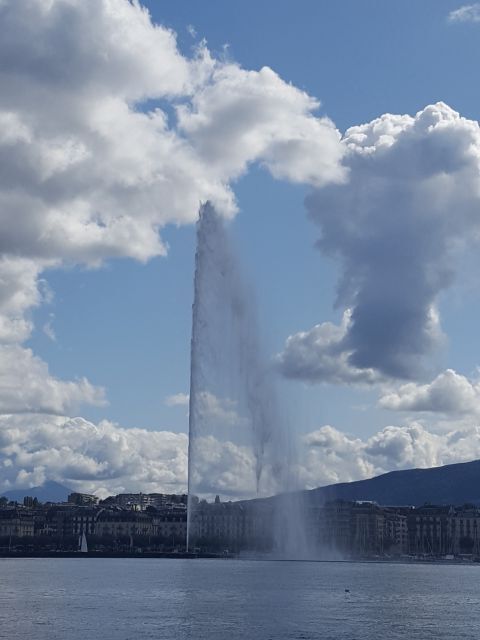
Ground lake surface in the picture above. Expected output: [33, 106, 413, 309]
[0, 558, 479, 639]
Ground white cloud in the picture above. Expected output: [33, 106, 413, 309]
[277, 309, 381, 385]
[177, 63, 346, 187]
[0, 0, 344, 272]
[165, 393, 189, 407]
[378, 368, 480, 416]
[287, 102, 480, 383]
[301, 425, 376, 486]
[300, 422, 480, 489]
[0, 413, 263, 500]
[0, 345, 106, 415]
[189, 434, 258, 499]
[448, 4, 480, 22]
[164, 391, 244, 427]
[195, 391, 244, 430]
[0, 414, 188, 497]
[0, 257, 49, 344]
[2, 411, 480, 501]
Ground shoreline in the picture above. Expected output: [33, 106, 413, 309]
[0, 551, 479, 565]
[0, 551, 217, 559]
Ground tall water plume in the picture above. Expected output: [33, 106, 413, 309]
[187, 202, 308, 556]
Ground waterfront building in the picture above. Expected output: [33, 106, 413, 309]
[95, 509, 153, 538]
[450, 506, 480, 555]
[0, 509, 35, 538]
[68, 492, 99, 506]
[407, 505, 453, 555]
[317, 500, 354, 553]
[42, 505, 78, 538]
[190, 500, 272, 551]
[315, 500, 391, 556]
[352, 501, 385, 555]
[1, 492, 480, 558]
[383, 509, 409, 554]
[152, 510, 186, 545]
[71, 507, 99, 536]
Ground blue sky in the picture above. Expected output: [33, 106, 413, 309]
[2, 0, 480, 496]
[152, 0, 480, 127]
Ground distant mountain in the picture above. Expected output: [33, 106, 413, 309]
[1, 480, 72, 504]
[307, 459, 480, 507]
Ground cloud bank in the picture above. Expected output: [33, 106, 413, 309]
[0, 414, 188, 497]
[301, 422, 480, 488]
[2, 413, 480, 499]
[0, 413, 262, 500]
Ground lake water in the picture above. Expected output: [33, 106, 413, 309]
[0, 558, 479, 639]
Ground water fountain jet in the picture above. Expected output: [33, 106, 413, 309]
[187, 202, 308, 557]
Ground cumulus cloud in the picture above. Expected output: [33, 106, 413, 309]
[300, 422, 480, 488]
[0, 0, 225, 266]
[0, 413, 262, 500]
[3, 411, 480, 500]
[277, 309, 381, 385]
[0, 346, 106, 415]
[448, 4, 480, 22]
[282, 103, 480, 383]
[195, 392, 245, 431]
[189, 434, 258, 499]
[0, 414, 188, 497]
[164, 391, 245, 427]
[378, 368, 480, 416]
[177, 64, 346, 187]
[165, 393, 189, 407]
[0, 257, 48, 344]
[0, 0, 344, 270]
